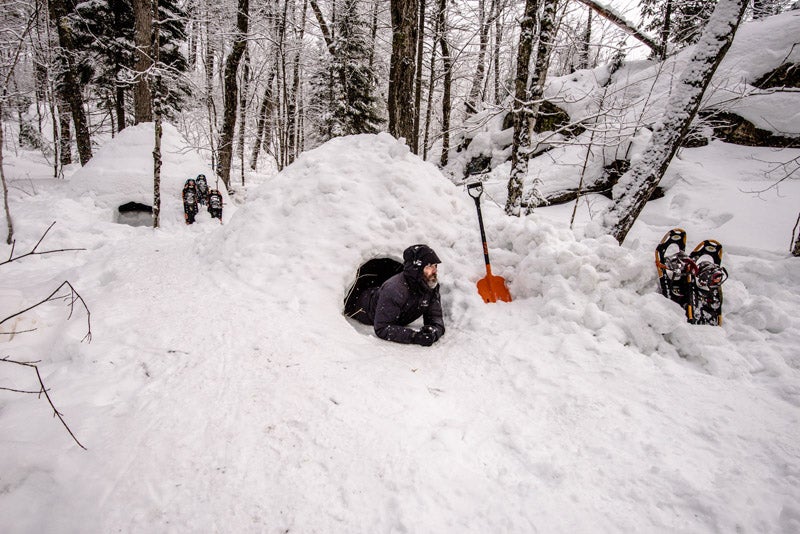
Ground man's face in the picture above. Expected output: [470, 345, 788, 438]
[423, 263, 438, 288]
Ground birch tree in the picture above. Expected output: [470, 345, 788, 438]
[600, 0, 749, 244]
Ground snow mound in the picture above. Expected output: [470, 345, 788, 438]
[198, 133, 799, 383]
[201, 133, 474, 306]
[68, 122, 233, 227]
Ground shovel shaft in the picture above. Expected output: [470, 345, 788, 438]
[471, 194, 493, 276]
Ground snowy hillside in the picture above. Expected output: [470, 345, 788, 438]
[1, 12, 800, 534]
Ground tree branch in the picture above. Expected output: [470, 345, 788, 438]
[1, 222, 85, 266]
[1, 357, 87, 450]
[0, 281, 92, 342]
[571, 0, 659, 53]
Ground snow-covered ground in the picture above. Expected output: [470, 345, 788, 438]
[1, 126, 799, 533]
[2, 11, 800, 534]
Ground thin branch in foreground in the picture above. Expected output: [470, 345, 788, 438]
[0, 281, 92, 342]
[1, 222, 86, 267]
[1, 357, 87, 450]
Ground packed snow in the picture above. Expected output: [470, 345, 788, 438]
[2, 12, 800, 534]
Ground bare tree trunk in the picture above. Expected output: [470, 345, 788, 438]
[132, 0, 153, 123]
[186, 0, 197, 70]
[579, 8, 591, 69]
[204, 5, 217, 170]
[388, 0, 419, 143]
[520, 0, 558, 211]
[1, 101, 13, 244]
[505, 0, 538, 216]
[792, 213, 800, 256]
[411, 0, 426, 153]
[250, 67, 276, 170]
[56, 94, 72, 166]
[602, 0, 748, 244]
[49, 0, 92, 165]
[422, 4, 438, 161]
[658, 0, 672, 60]
[466, 0, 489, 115]
[152, 0, 162, 228]
[437, 0, 451, 167]
[238, 46, 250, 185]
[493, 0, 503, 105]
[288, 0, 307, 165]
[217, 0, 249, 190]
[369, 0, 380, 71]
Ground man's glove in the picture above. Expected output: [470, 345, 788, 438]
[413, 325, 440, 347]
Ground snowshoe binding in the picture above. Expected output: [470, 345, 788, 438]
[196, 174, 210, 205]
[655, 228, 695, 314]
[182, 179, 199, 224]
[207, 189, 223, 222]
[688, 240, 727, 326]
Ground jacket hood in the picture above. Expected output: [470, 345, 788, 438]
[402, 244, 441, 285]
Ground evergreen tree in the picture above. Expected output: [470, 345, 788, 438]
[333, 0, 382, 135]
[70, 0, 189, 125]
[308, 0, 382, 143]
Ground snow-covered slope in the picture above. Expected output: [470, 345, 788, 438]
[1, 117, 799, 532]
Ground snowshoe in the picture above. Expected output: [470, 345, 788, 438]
[196, 174, 209, 205]
[207, 189, 223, 222]
[689, 240, 727, 325]
[182, 183, 199, 225]
[655, 228, 695, 313]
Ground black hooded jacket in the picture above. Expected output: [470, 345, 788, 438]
[352, 245, 445, 344]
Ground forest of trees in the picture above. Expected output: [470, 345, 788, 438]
[0, 0, 796, 245]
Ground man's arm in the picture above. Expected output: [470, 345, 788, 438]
[423, 290, 445, 339]
[373, 286, 416, 344]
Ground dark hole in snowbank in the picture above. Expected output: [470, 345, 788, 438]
[117, 202, 153, 227]
[343, 258, 403, 316]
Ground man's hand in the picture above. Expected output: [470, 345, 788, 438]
[413, 325, 440, 347]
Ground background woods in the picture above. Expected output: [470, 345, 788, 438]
[0, 0, 797, 242]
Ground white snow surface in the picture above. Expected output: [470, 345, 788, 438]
[1, 121, 799, 533]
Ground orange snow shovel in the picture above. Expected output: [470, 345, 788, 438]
[467, 182, 512, 303]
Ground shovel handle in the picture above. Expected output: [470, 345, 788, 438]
[467, 182, 492, 274]
[467, 181, 483, 199]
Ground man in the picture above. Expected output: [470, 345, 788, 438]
[349, 244, 445, 347]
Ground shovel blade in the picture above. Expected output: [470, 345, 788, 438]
[477, 274, 512, 303]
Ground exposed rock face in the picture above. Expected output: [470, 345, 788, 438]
[753, 63, 800, 89]
[700, 110, 800, 148]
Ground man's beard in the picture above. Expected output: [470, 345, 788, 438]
[424, 273, 438, 289]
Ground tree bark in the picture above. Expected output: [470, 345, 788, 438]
[520, 0, 558, 211]
[437, 0, 451, 166]
[49, 0, 93, 165]
[602, 0, 748, 244]
[238, 46, 250, 185]
[216, 0, 249, 190]
[505, 0, 538, 216]
[466, 0, 490, 115]
[132, 0, 153, 123]
[388, 0, 419, 143]
[1, 101, 13, 244]
[152, 0, 162, 228]
[249, 67, 277, 170]
[56, 93, 72, 166]
[412, 0, 426, 153]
